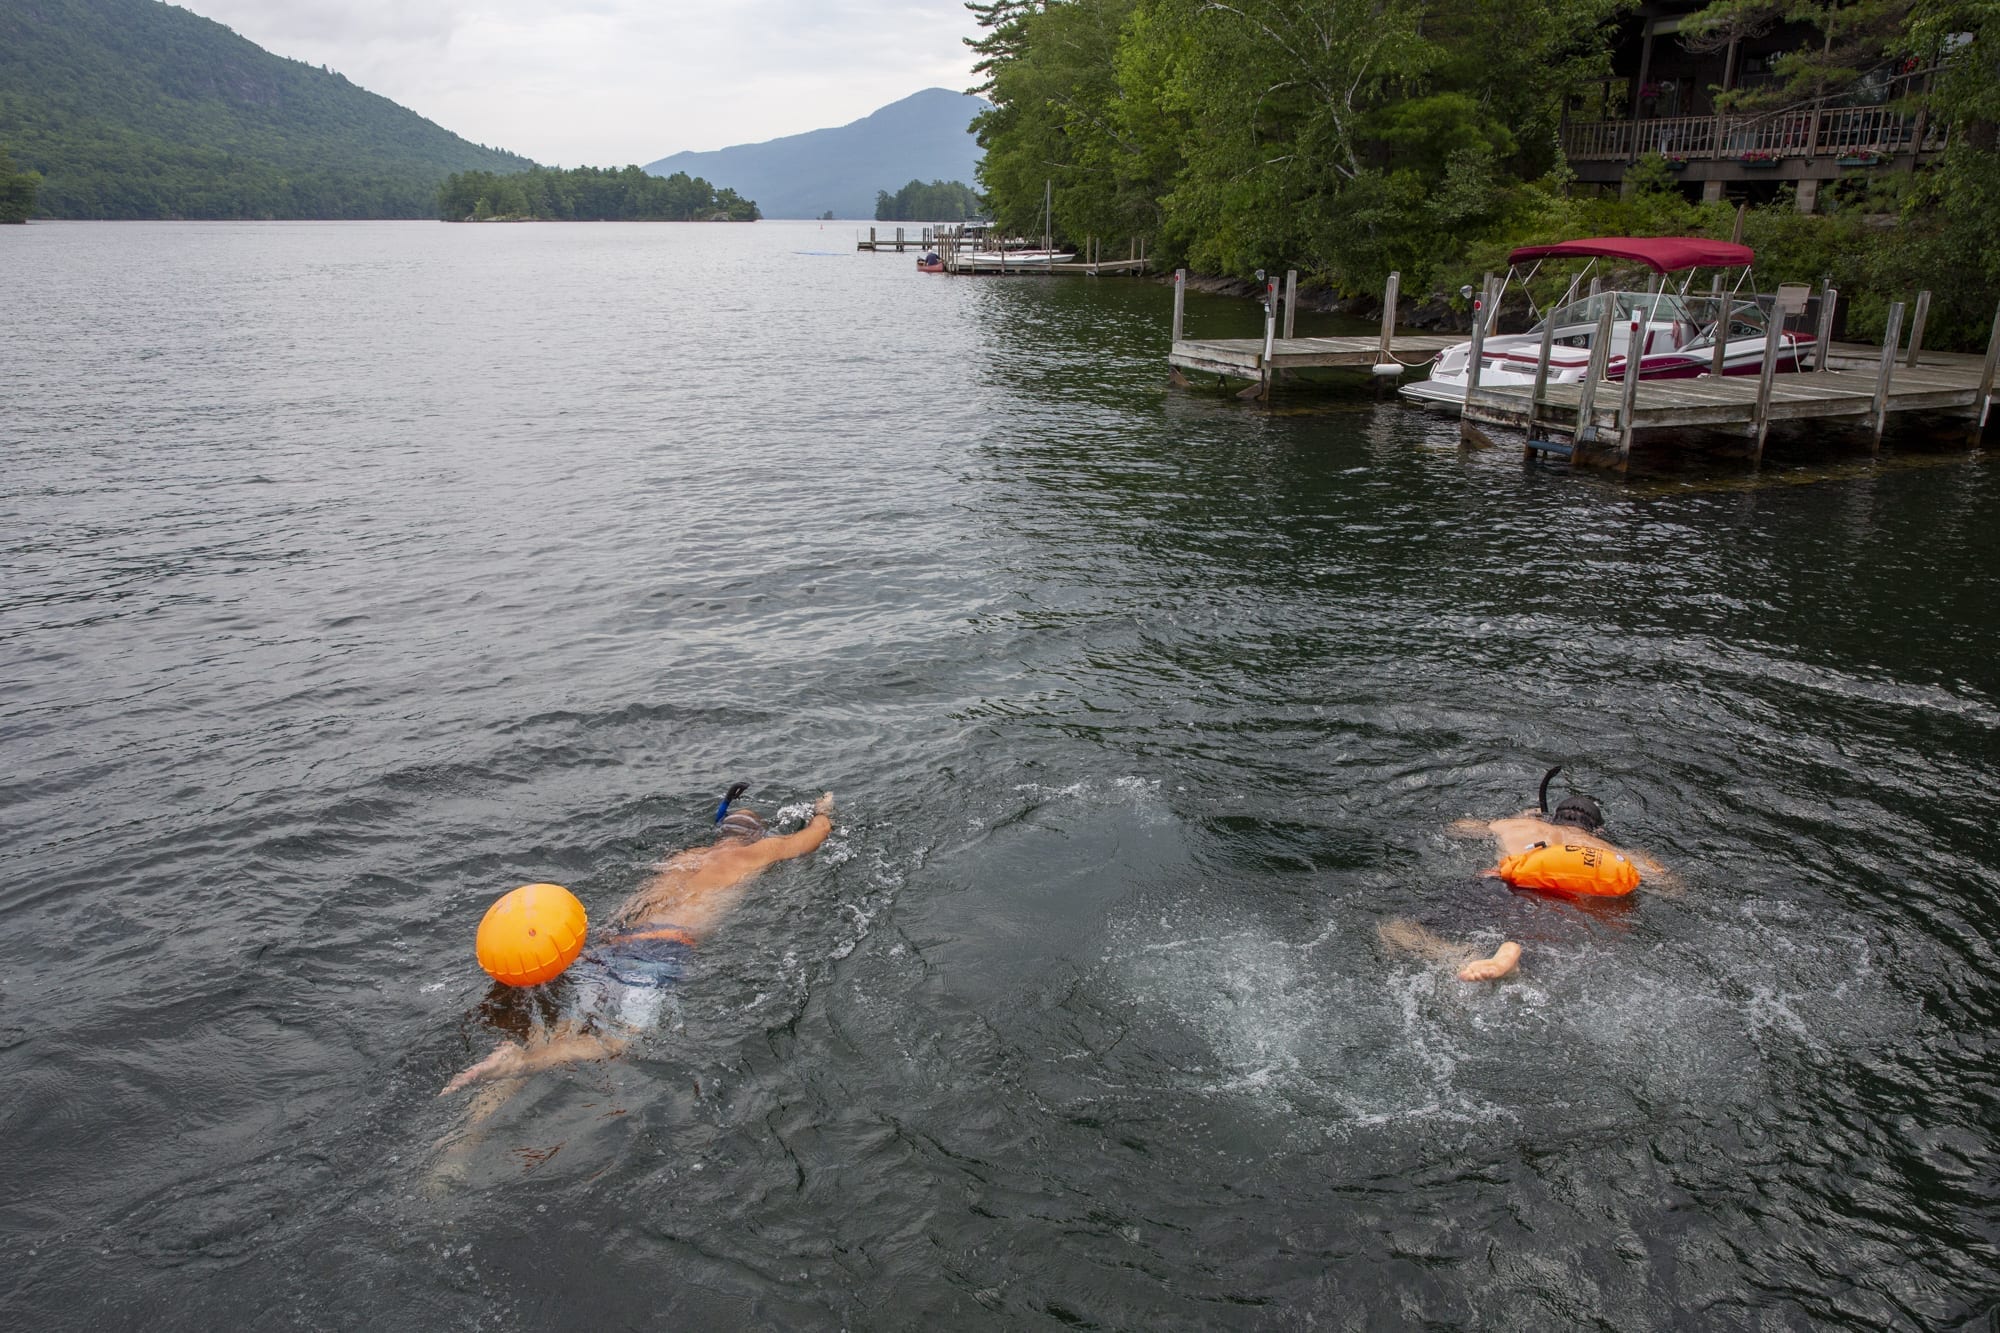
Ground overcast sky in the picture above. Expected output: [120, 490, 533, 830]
[173, 0, 981, 165]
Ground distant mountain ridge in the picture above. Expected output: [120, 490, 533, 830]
[0, 0, 533, 218]
[645, 88, 987, 220]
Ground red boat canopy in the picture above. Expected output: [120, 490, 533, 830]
[1505, 237, 1755, 273]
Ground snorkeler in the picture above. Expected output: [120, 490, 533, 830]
[1381, 767, 1666, 983]
[441, 788, 836, 1094]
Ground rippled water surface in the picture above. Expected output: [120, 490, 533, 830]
[4, 221, 1998, 1329]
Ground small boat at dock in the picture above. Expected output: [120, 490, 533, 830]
[1401, 237, 1816, 409]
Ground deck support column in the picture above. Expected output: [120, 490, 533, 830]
[1283, 270, 1298, 341]
[1872, 302, 1906, 450]
[1906, 290, 1931, 368]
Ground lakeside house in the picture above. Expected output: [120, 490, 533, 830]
[1560, 0, 1947, 212]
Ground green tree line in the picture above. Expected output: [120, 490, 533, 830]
[437, 165, 759, 222]
[0, 145, 40, 222]
[969, 0, 2000, 347]
[875, 178, 985, 220]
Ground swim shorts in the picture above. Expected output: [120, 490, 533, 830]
[569, 937, 691, 1032]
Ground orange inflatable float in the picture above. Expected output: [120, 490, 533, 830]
[1494, 842, 1640, 898]
[476, 882, 589, 986]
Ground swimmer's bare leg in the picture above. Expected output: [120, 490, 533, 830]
[1456, 941, 1520, 982]
[1378, 918, 1520, 983]
[1378, 917, 1471, 963]
[440, 1028, 629, 1096]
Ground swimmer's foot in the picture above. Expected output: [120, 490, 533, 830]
[441, 1041, 526, 1095]
[1457, 941, 1521, 982]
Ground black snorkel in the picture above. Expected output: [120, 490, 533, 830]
[1538, 765, 1562, 816]
[714, 781, 750, 825]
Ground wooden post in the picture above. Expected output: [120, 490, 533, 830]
[1172, 268, 1186, 345]
[1617, 311, 1644, 469]
[1283, 270, 1298, 341]
[1751, 303, 1785, 465]
[1259, 281, 1277, 398]
[1906, 290, 1931, 368]
[1814, 283, 1838, 372]
[896, 226, 905, 251]
[1377, 271, 1401, 365]
[869, 227, 876, 248]
[1526, 306, 1559, 460]
[1575, 301, 1617, 442]
[1978, 300, 2000, 432]
[1872, 301, 1906, 450]
[1464, 294, 1490, 405]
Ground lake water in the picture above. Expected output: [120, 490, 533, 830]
[3, 220, 1997, 1329]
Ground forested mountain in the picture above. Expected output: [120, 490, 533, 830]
[0, 0, 533, 218]
[645, 88, 987, 219]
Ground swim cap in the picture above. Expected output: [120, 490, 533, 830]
[1548, 794, 1606, 835]
[717, 808, 766, 841]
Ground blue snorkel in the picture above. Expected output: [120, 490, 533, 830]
[714, 782, 750, 825]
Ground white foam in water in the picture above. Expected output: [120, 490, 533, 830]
[1099, 882, 1919, 1144]
[1013, 776, 1170, 825]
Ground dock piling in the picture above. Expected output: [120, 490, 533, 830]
[1751, 308, 1784, 464]
[1978, 300, 2000, 430]
[1525, 301, 1559, 460]
[1377, 271, 1401, 367]
[1618, 312, 1645, 468]
[1573, 302, 1617, 446]
[1172, 268, 1186, 346]
[1872, 301, 1906, 449]
[1283, 270, 1298, 341]
[1259, 277, 1278, 396]
[1906, 290, 1931, 368]
[1814, 284, 1838, 372]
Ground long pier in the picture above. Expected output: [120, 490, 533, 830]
[1169, 267, 2000, 465]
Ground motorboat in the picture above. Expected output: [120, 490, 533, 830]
[1400, 237, 1817, 409]
[967, 248, 1076, 267]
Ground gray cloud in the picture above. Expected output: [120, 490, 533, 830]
[177, 0, 977, 164]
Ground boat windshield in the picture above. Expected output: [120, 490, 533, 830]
[1677, 299, 1777, 350]
[1530, 291, 1697, 334]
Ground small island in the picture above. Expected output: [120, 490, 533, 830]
[438, 165, 759, 222]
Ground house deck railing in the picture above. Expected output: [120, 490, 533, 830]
[1563, 106, 1948, 163]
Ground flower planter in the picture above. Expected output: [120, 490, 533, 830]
[1739, 157, 1780, 168]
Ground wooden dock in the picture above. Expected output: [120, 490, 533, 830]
[1168, 265, 2000, 465]
[1167, 269, 1455, 394]
[1457, 291, 1999, 468]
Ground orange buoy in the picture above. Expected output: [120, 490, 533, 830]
[1494, 842, 1641, 898]
[476, 882, 588, 987]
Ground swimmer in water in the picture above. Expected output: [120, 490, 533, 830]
[1381, 768, 1666, 982]
[441, 789, 836, 1094]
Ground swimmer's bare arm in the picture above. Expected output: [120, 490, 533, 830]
[740, 792, 836, 869]
[1447, 819, 1492, 837]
